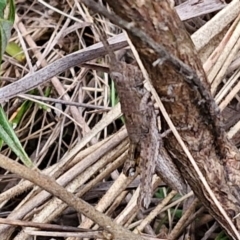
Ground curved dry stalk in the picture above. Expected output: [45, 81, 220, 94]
[14, 141, 129, 240]
[0, 153, 143, 240]
[0, 129, 127, 239]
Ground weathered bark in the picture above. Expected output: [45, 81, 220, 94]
[84, 0, 240, 239]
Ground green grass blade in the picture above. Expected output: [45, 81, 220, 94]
[0, 107, 33, 167]
[11, 100, 33, 129]
[0, 0, 33, 167]
[6, 41, 25, 62]
[0, 19, 12, 62]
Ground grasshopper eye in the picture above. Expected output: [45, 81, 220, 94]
[126, 167, 136, 176]
[111, 72, 123, 82]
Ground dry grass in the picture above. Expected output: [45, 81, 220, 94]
[0, 0, 239, 239]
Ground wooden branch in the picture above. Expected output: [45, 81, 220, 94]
[0, 154, 143, 240]
[82, 0, 240, 239]
[0, 34, 127, 103]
